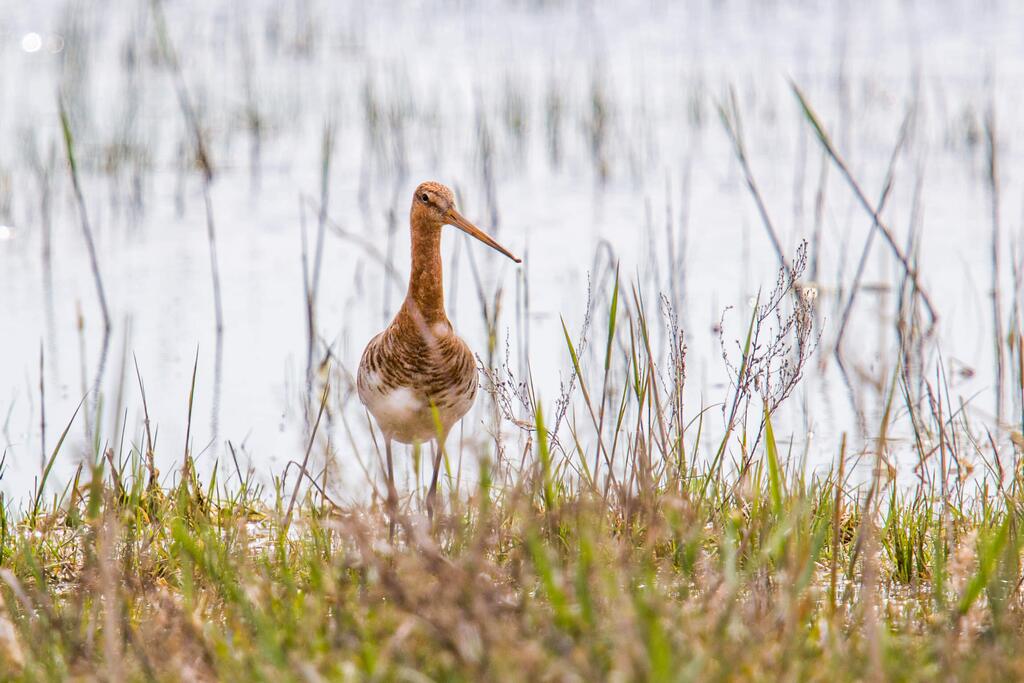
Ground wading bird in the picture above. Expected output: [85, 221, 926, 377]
[357, 181, 520, 529]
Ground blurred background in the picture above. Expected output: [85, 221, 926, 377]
[1, 0, 1022, 500]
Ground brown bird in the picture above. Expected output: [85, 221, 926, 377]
[357, 181, 520, 527]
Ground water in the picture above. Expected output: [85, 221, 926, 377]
[1, 0, 1022, 501]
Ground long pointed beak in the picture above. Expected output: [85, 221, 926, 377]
[446, 207, 521, 264]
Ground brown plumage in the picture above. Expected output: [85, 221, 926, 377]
[357, 181, 520, 525]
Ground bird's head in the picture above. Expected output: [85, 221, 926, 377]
[411, 181, 521, 263]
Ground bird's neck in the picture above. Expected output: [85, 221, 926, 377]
[403, 221, 447, 324]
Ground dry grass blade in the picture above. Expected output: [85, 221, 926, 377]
[58, 100, 111, 334]
[284, 382, 330, 529]
[790, 81, 938, 325]
[718, 89, 791, 277]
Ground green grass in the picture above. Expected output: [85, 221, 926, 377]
[3, 272, 1024, 682]
[2, 433, 1024, 680]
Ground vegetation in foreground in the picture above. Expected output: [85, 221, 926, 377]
[1, 428, 1023, 681]
[3, 263, 1024, 682]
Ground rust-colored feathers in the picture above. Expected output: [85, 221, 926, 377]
[357, 181, 518, 445]
[357, 309, 477, 444]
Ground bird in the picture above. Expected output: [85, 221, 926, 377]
[357, 181, 520, 530]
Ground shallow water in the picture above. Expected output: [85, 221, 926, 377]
[1, 0, 1022, 501]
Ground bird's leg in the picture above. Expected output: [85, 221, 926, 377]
[385, 437, 398, 541]
[426, 431, 448, 521]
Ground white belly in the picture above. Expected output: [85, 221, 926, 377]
[358, 371, 474, 444]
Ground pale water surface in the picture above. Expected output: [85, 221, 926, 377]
[1, 0, 1022, 501]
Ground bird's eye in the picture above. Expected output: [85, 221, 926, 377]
[420, 193, 429, 203]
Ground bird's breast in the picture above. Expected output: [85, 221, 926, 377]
[357, 324, 479, 444]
